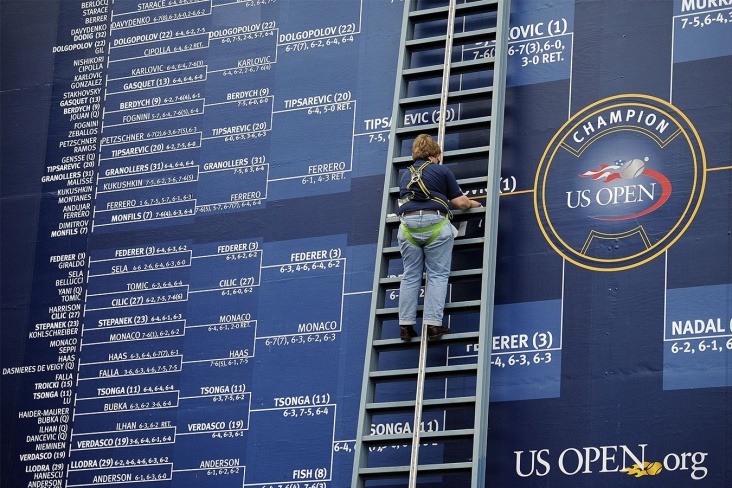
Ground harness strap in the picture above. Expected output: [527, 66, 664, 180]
[400, 216, 450, 247]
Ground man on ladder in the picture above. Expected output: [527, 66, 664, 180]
[397, 133, 482, 342]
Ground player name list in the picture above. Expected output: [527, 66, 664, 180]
[5, 1, 356, 486]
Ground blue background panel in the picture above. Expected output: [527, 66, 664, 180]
[1, 0, 731, 487]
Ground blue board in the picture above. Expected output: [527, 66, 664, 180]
[1, 0, 730, 487]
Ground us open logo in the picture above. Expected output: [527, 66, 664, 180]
[534, 94, 706, 271]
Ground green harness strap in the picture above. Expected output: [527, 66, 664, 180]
[400, 216, 450, 247]
[398, 160, 453, 246]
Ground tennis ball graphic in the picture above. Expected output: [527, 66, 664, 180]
[645, 461, 662, 476]
[622, 461, 663, 477]
[619, 158, 646, 179]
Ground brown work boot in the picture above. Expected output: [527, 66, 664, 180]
[427, 325, 450, 340]
[400, 325, 418, 341]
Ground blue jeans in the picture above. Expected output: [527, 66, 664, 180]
[397, 214, 454, 327]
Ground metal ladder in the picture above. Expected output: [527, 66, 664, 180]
[351, 0, 510, 486]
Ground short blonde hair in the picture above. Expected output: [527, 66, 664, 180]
[411, 134, 441, 160]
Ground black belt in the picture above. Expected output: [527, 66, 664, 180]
[400, 210, 443, 217]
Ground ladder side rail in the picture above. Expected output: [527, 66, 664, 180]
[409, 2, 457, 485]
[470, 1, 511, 487]
[350, 1, 414, 487]
[408, 329, 429, 488]
[436, 0, 458, 151]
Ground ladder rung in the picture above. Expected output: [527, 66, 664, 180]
[393, 121, 437, 135]
[395, 115, 492, 136]
[445, 299, 481, 310]
[445, 145, 493, 159]
[372, 331, 480, 351]
[454, 26, 498, 45]
[381, 245, 400, 255]
[453, 237, 486, 247]
[448, 85, 495, 102]
[359, 462, 473, 478]
[366, 395, 476, 413]
[458, 175, 490, 186]
[399, 92, 439, 107]
[423, 428, 474, 441]
[408, 4, 452, 21]
[369, 363, 478, 381]
[406, 27, 497, 52]
[402, 64, 444, 79]
[400, 86, 493, 109]
[448, 268, 483, 279]
[409, 0, 499, 22]
[376, 299, 481, 318]
[379, 276, 399, 285]
[379, 268, 483, 286]
[383, 207, 486, 221]
[393, 116, 491, 138]
[377, 272, 478, 286]
[451, 56, 497, 73]
[451, 115, 492, 128]
[382, 237, 485, 255]
[405, 34, 448, 50]
[362, 428, 474, 446]
[383, 209, 486, 226]
[403, 57, 494, 79]
[391, 145, 492, 167]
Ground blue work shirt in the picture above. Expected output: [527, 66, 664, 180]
[398, 159, 463, 214]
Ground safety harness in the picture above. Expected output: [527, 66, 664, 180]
[398, 161, 452, 247]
